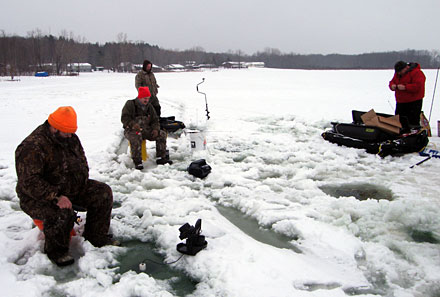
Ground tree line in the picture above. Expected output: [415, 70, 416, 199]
[1, 30, 439, 77]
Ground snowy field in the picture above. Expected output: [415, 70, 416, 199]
[1, 68, 440, 297]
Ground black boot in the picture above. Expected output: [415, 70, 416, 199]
[156, 158, 173, 165]
[53, 254, 74, 267]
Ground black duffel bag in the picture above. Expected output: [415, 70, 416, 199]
[160, 116, 186, 133]
[188, 159, 211, 179]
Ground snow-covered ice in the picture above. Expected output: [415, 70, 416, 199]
[1, 68, 440, 296]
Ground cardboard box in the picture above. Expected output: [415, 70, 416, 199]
[361, 109, 402, 134]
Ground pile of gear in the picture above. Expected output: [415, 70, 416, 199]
[322, 110, 429, 157]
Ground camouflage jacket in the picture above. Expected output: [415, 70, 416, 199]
[134, 70, 161, 116]
[15, 121, 89, 204]
[135, 70, 159, 95]
[121, 98, 160, 132]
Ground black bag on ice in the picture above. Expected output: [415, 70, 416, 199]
[160, 116, 186, 133]
[188, 159, 211, 178]
[377, 130, 429, 157]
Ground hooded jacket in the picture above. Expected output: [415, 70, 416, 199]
[135, 63, 159, 95]
[389, 63, 426, 103]
[134, 64, 161, 116]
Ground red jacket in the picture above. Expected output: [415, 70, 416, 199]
[389, 63, 426, 103]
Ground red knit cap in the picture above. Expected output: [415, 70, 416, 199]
[48, 106, 78, 133]
[138, 87, 151, 99]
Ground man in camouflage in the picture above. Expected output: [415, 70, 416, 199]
[15, 106, 118, 267]
[121, 86, 172, 170]
[135, 59, 161, 116]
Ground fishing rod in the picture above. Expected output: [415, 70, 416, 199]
[196, 78, 210, 120]
[428, 66, 440, 123]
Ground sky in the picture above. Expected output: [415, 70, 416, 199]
[1, 0, 440, 55]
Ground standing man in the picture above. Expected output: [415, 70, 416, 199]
[15, 106, 119, 267]
[389, 61, 426, 128]
[122, 87, 172, 170]
[135, 59, 161, 116]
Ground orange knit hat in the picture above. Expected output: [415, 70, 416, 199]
[48, 106, 78, 133]
[138, 86, 151, 99]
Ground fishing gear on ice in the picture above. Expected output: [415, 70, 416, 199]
[177, 219, 208, 256]
[322, 109, 429, 157]
[188, 159, 211, 178]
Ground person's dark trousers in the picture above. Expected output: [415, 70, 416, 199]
[125, 128, 167, 163]
[395, 99, 423, 128]
[20, 179, 113, 260]
[20, 198, 75, 261]
[75, 180, 113, 247]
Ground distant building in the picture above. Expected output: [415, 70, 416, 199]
[221, 62, 248, 69]
[67, 63, 92, 72]
[184, 61, 197, 69]
[132, 64, 164, 72]
[164, 64, 185, 71]
[119, 62, 133, 72]
[245, 62, 265, 68]
[29, 63, 56, 73]
[198, 64, 217, 69]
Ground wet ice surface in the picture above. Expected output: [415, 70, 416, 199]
[1, 70, 440, 296]
[319, 183, 393, 201]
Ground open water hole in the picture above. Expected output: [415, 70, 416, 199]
[115, 240, 197, 296]
[216, 204, 301, 253]
[319, 183, 393, 201]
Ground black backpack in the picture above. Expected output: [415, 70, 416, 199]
[188, 159, 211, 178]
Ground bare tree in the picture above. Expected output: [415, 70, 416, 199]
[0, 30, 8, 76]
[27, 29, 45, 72]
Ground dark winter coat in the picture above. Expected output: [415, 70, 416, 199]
[135, 69, 161, 115]
[389, 63, 426, 103]
[15, 121, 89, 205]
[121, 98, 160, 132]
[135, 69, 159, 95]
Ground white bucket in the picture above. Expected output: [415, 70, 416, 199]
[187, 130, 206, 151]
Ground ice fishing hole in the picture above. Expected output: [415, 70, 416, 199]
[409, 229, 439, 244]
[216, 204, 302, 253]
[296, 282, 341, 291]
[115, 240, 197, 296]
[320, 183, 393, 201]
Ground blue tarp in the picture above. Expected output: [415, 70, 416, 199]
[35, 72, 49, 77]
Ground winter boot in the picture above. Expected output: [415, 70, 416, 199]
[103, 234, 121, 246]
[53, 254, 74, 267]
[156, 158, 173, 165]
[84, 234, 121, 247]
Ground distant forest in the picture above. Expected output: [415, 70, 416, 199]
[1, 30, 439, 76]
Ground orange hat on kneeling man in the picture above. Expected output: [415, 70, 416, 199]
[48, 106, 78, 133]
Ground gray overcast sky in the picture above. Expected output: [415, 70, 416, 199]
[1, 0, 439, 55]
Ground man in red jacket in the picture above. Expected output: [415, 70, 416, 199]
[389, 61, 426, 128]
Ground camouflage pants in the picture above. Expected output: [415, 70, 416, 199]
[20, 179, 113, 260]
[124, 128, 167, 164]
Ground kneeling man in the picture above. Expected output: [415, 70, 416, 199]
[15, 106, 119, 267]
